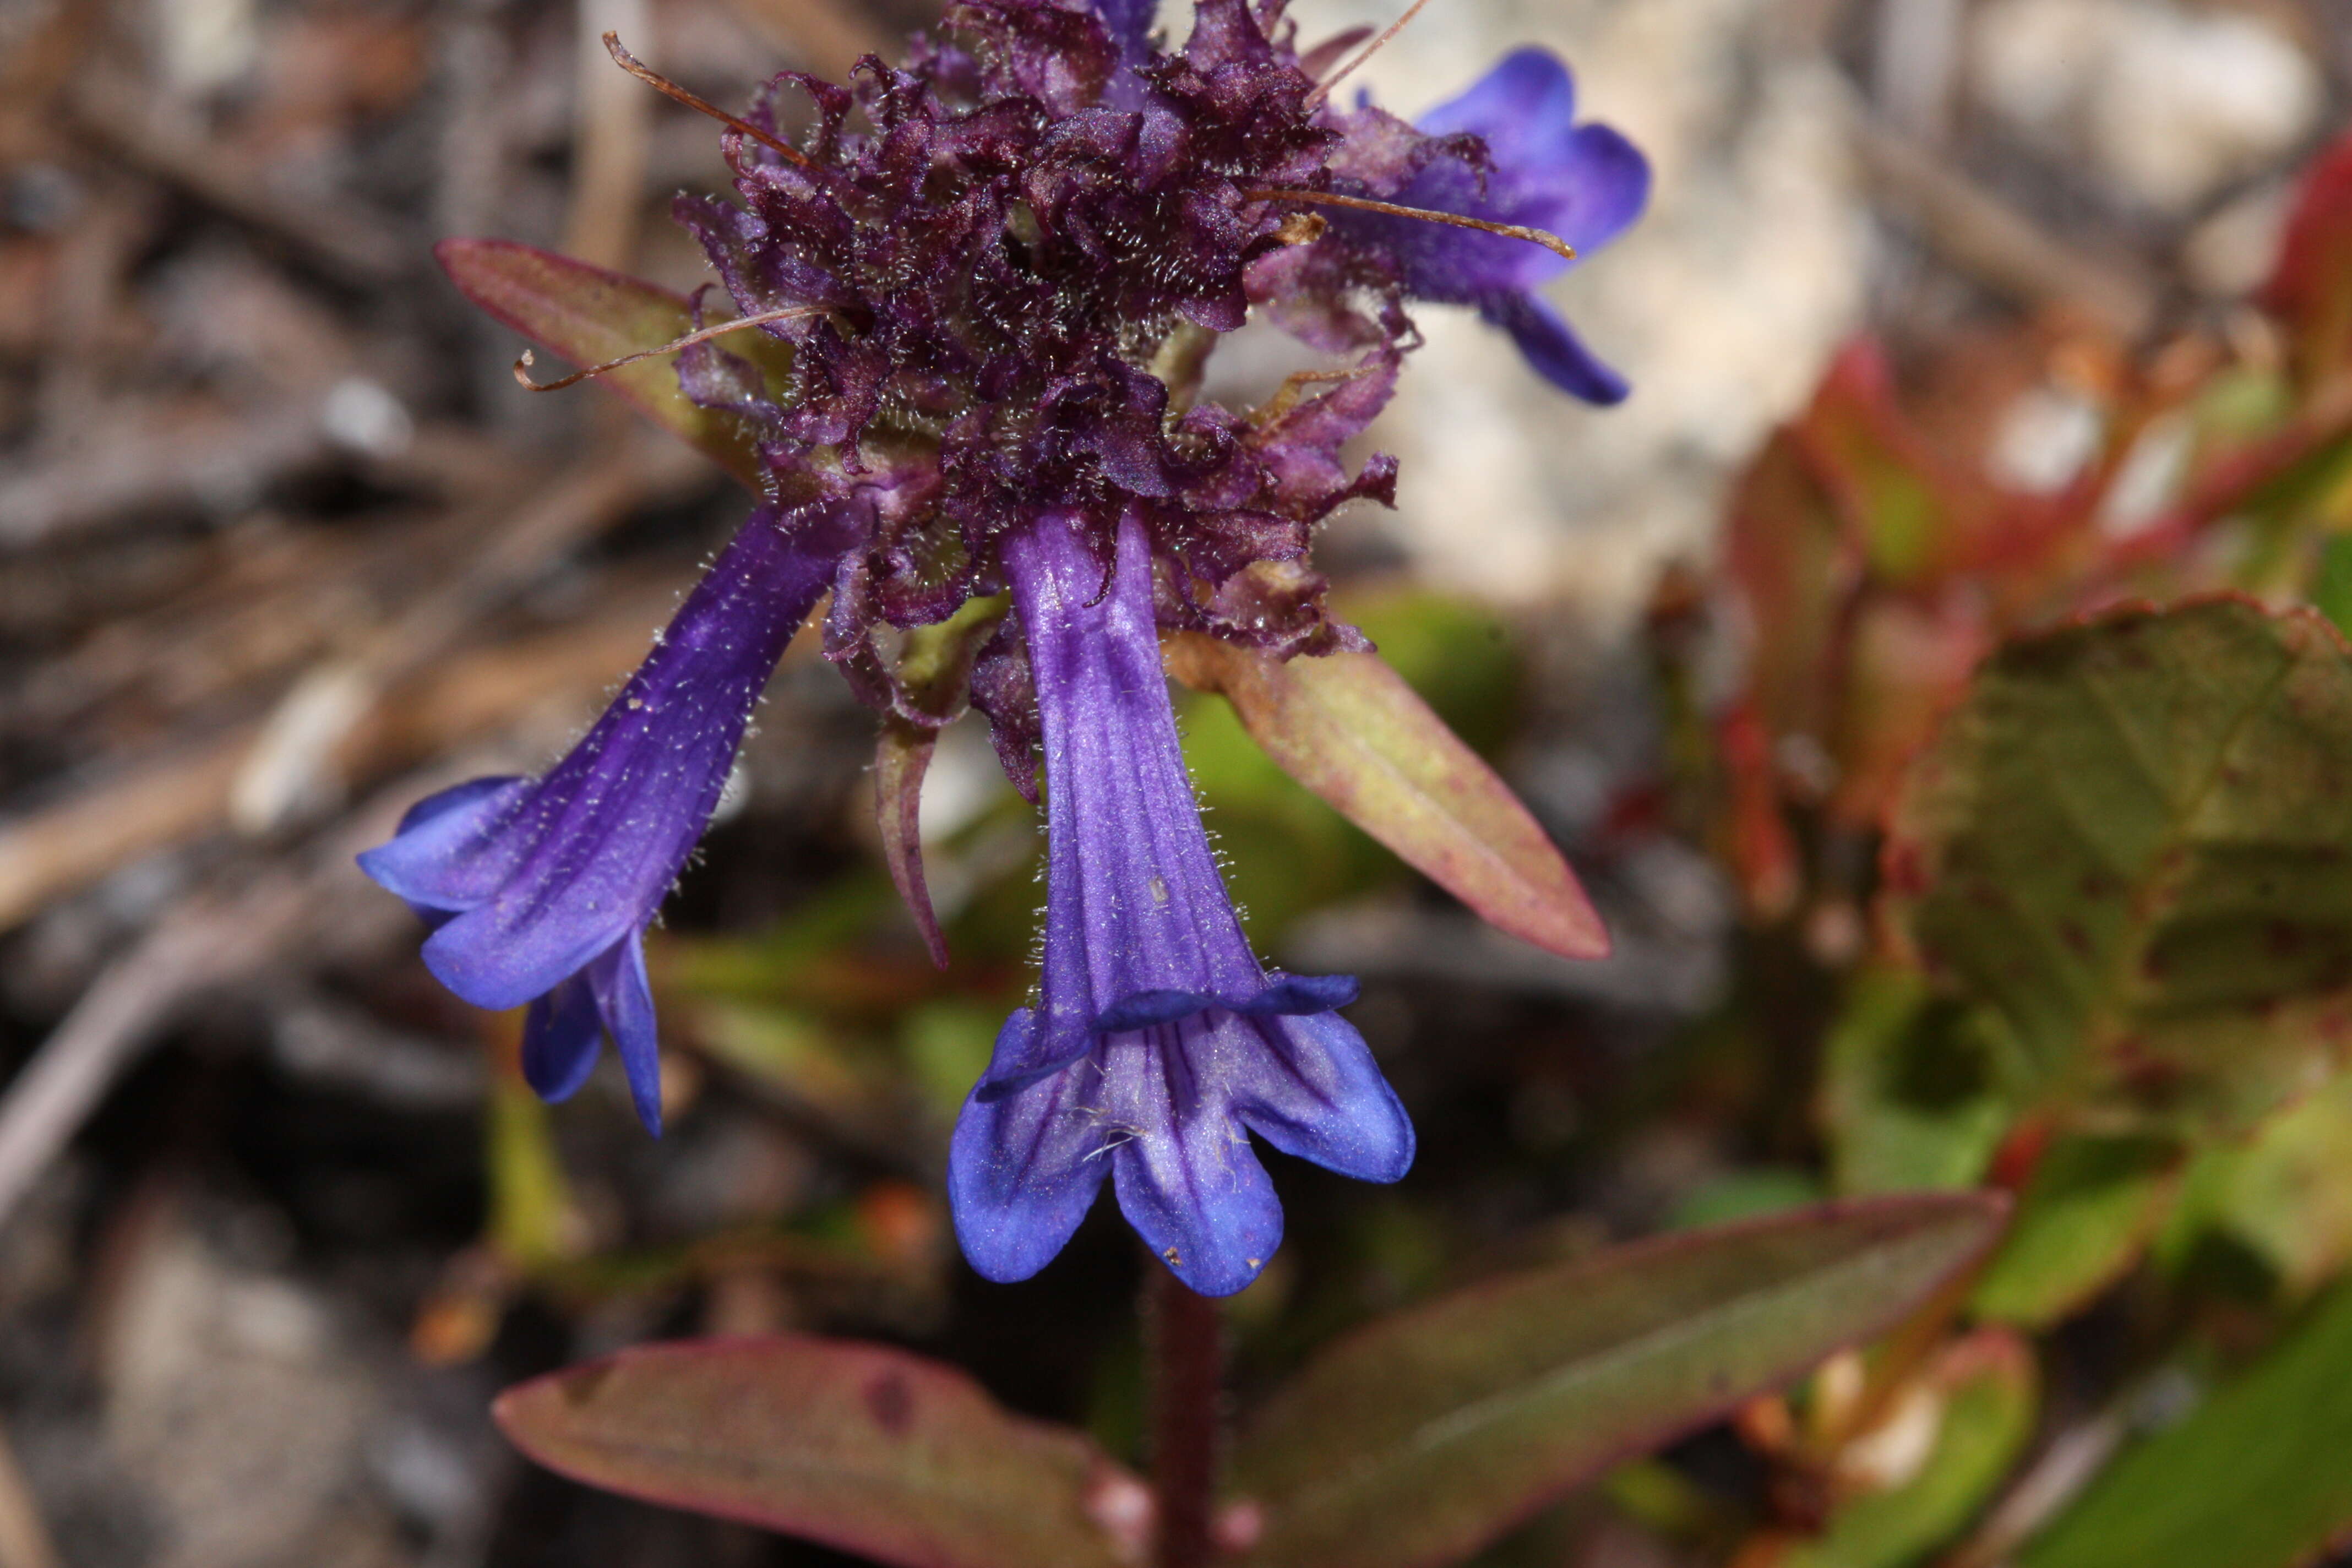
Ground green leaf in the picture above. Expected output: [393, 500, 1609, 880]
[690, 999, 875, 1110]
[1164, 634, 1607, 961]
[2313, 533, 2352, 641]
[2164, 1069, 2352, 1295]
[1783, 1331, 2039, 1568]
[2019, 1284, 2352, 1568]
[1178, 687, 1392, 940]
[1227, 1194, 2009, 1568]
[495, 1336, 1142, 1568]
[435, 238, 782, 490]
[1819, 967, 2011, 1197]
[1884, 598, 2352, 1137]
[1970, 1137, 2178, 1327]
[896, 1001, 1000, 1121]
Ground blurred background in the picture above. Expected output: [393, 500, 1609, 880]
[0, 0, 2345, 1561]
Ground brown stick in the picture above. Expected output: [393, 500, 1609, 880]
[1851, 118, 2159, 339]
[0, 875, 312, 1229]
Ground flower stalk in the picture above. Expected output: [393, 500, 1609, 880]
[1148, 1267, 1226, 1568]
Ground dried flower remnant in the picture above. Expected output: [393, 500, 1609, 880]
[367, 0, 1641, 1280]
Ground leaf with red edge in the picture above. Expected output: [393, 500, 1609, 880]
[435, 238, 780, 489]
[2265, 127, 2352, 391]
[1227, 1194, 2010, 1568]
[1723, 424, 1851, 754]
[1718, 340, 2103, 849]
[1794, 342, 1995, 588]
[1834, 594, 1991, 826]
[494, 1336, 1145, 1568]
[1164, 634, 1607, 961]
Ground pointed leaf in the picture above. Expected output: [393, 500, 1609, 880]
[495, 1336, 1143, 1568]
[876, 720, 945, 968]
[1883, 597, 2352, 1137]
[1163, 634, 1607, 960]
[869, 595, 1010, 966]
[1227, 1193, 2008, 1568]
[2018, 1282, 2352, 1568]
[435, 238, 776, 489]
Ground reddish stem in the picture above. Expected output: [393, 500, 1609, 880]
[1148, 1267, 1224, 1568]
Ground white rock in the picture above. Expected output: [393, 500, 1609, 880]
[1973, 0, 2320, 214]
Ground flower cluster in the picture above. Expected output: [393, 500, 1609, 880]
[366, 0, 1646, 1294]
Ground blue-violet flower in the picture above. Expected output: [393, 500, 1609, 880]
[950, 511, 1412, 1294]
[372, 0, 1641, 1284]
[1332, 47, 1649, 402]
[358, 500, 858, 1132]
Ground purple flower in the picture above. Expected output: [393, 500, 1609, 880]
[358, 500, 862, 1133]
[1342, 47, 1649, 402]
[401, 0, 1634, 1293]
[948, 510, 1413, 1297]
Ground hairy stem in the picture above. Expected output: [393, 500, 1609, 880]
[1148, 1267, 1224, 1568]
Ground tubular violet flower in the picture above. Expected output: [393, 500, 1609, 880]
[358, 500, 861, 1133]
[385, 0, 1632, 1283]
[950, 511, 1412, 1297]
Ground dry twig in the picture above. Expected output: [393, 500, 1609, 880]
[1853, 118, 2164, 339]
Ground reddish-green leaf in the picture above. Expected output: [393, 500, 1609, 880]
[1883, 597, 2352, 1137]
[1790, 341, 1994, 589]
[1227, 1194, 2008, 1568]
[495, 1336, 1142, 1568]
[1163, 634, 1607, 961]
[2265, 128, 2352, 392]
[435, 238, 774, 489]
